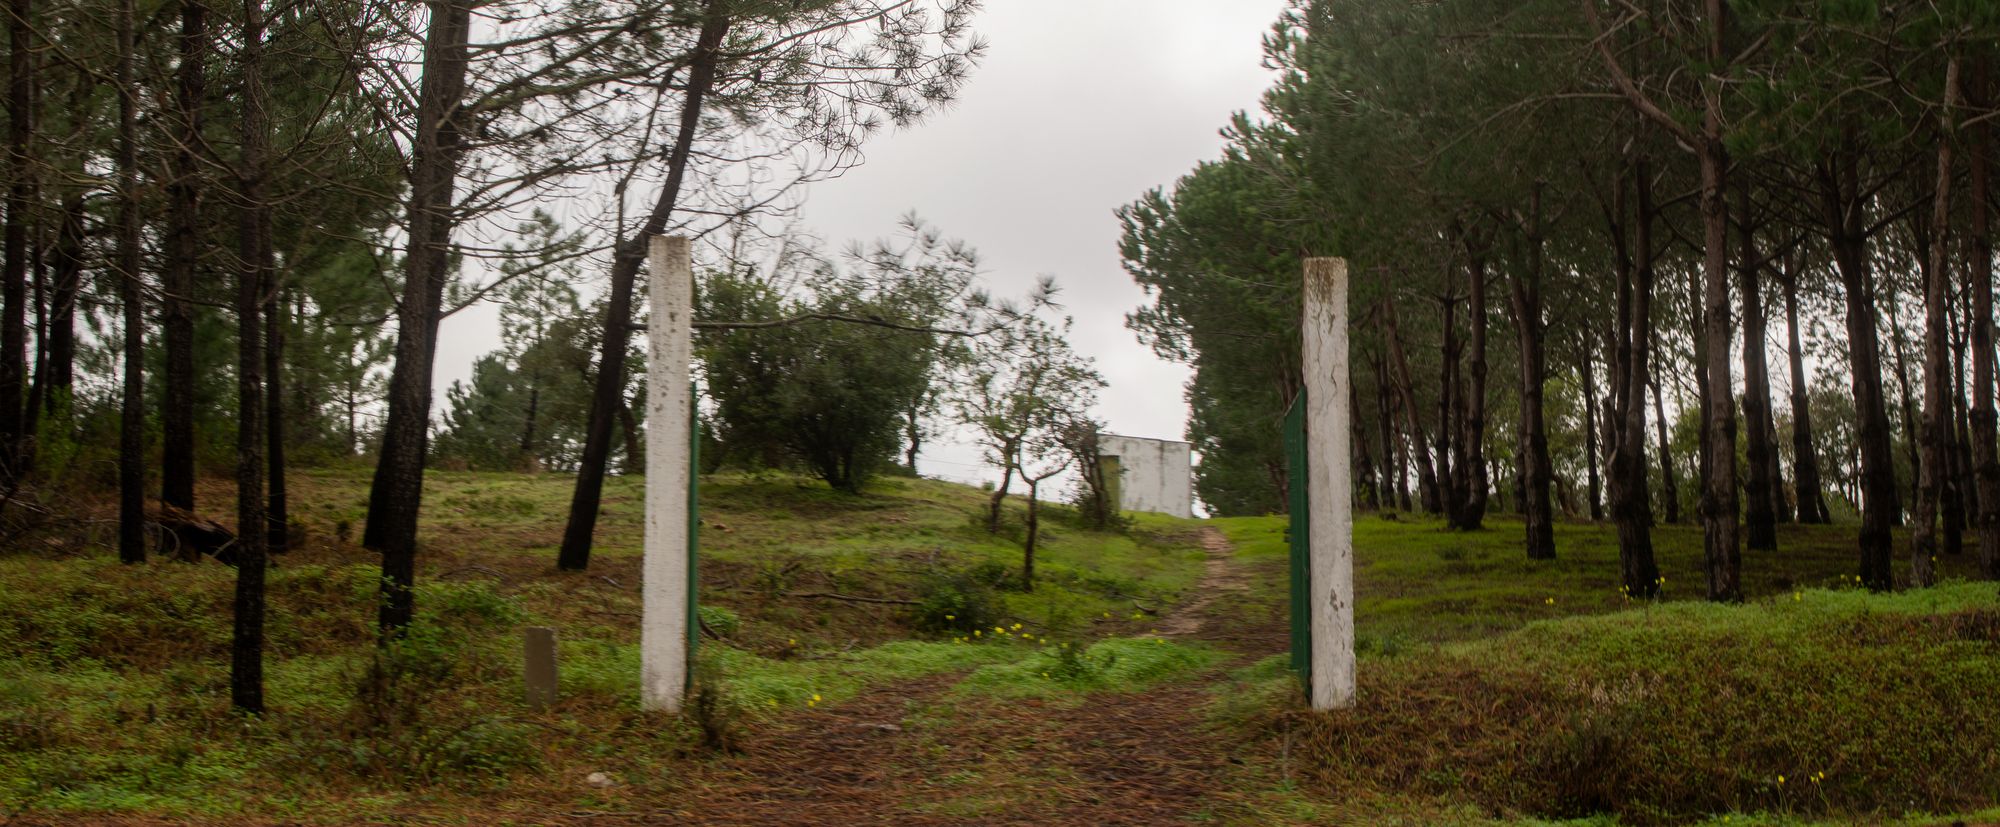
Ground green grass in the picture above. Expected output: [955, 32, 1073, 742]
[6, 467, 2000, 825]
[0, 466, 1210, 821]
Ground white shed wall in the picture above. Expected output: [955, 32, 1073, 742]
[1098, 434, 1194, 519]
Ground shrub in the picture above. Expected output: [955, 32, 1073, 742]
[913, 571, 1002, 635]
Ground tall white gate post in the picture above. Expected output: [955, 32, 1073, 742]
[1303, 257, 1355, 710]
[642, 235, 694, 713]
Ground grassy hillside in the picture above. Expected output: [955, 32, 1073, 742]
[2, 469, 1999, 825]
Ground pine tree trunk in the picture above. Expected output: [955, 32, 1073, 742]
[618, 400, 642, 473]
[0, 0, 32, 480]
[231, 0, 271, 713]
[1971, 60, 2000, 580]
[1820, 154, 1900, 591]
[1888, 298, 1922, 521]
[1437, 290, 1459, 522]
[1651, 357, 1681, 524]
[1913, 59, 1961, 588]
[1583, 348, 1602, 522]
[364, 0, 471, 634]
[1508, 189, 1556, 559]
[43, 189, 81, 410]
[161, 0, 206, 514]
[115, 0, 143, 565]
[265, 284, 287, 552]
[1697, 112, 1741, 601]
[558, 10, 732, 570]
[1457, 238, 1490, 528]
[1737, 184, 1778, 552]
[1383, 295, 1442, 514]
[1781, 260, 1828, 523]
[1611, 156, 1660, 597]
[1373, 352, 1398, 508]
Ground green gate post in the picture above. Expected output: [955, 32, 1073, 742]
[1284, 393, 1311, 692]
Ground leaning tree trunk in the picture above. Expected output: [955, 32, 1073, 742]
[364, 0, 471, 634]
[161, 0, 207, 515]
[114, 0, 143, 565]
[231, 0, 271, 713]
[557, 10, 733, 571]
[1737, 184, 1778, 552]
[1972, 61, 2000, 580]
[1821, 154, 1900, 591]
[1913, 59, 1961, 588]
[1650, 354, 1682, 524]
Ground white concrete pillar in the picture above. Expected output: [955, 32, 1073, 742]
[1302, 257, 1354, 710]
[642, 235, 694, 713]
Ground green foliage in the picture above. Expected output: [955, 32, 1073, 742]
[913, 570, 1004, 634]
[698, 221, 977, 492]
[433, 213, 609, 473]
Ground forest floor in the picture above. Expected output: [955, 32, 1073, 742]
[3, 466, 2000, 825]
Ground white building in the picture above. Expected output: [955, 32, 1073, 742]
[1097, 433, 1194, 519]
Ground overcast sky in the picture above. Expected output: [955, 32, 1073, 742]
[433, 0, 1290, 493]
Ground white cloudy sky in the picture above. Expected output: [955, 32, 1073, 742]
[432, 0, 1290, 490]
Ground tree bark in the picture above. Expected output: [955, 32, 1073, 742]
[1697, 102, 1741, 601]
[115, 0, 143, 565]
[1456, 235, 1490, 528]
[265, 283, 287, 552]
[1582, 346, 1602, 522]
[1507, 188, 1556, 559]
[1888, 295, 1921, 519]
[1737, 183, 1778, 551]
[365, 0, 472, 634]
[987, 440, 1015, 532]
[231, 0, 271, 713]
[1819, 153, 1900, 591]
[161, 0, 206, 514]
[1609, 156, 1660, 596]
[43, 190, 81, 411]
[1972, 59, 2000, 580]
[1780, 256, 1828, 523]
[1651, 351, 1681, 524]
[1913, 57, 1961, 588]
[1382, 295, 1442, 514]
[1373, 351, 1398, 508]
[1022, 479, 1040, 591]
[557, 8, 732, 571]
[0, 0, 31, 479]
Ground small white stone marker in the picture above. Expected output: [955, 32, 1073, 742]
[642, 235, 694, 713]
[524, 626, 558, 710]
[1302, 257, 1355, 710]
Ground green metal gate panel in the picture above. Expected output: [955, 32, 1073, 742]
[1284, 393, 1310, 691]
[688, 393, 702, 665]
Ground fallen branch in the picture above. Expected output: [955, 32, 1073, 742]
[781, 591, 920, 606]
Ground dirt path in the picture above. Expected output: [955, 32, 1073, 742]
[1154, 527, 1253, 638]
[606, 527, 1283, 826]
